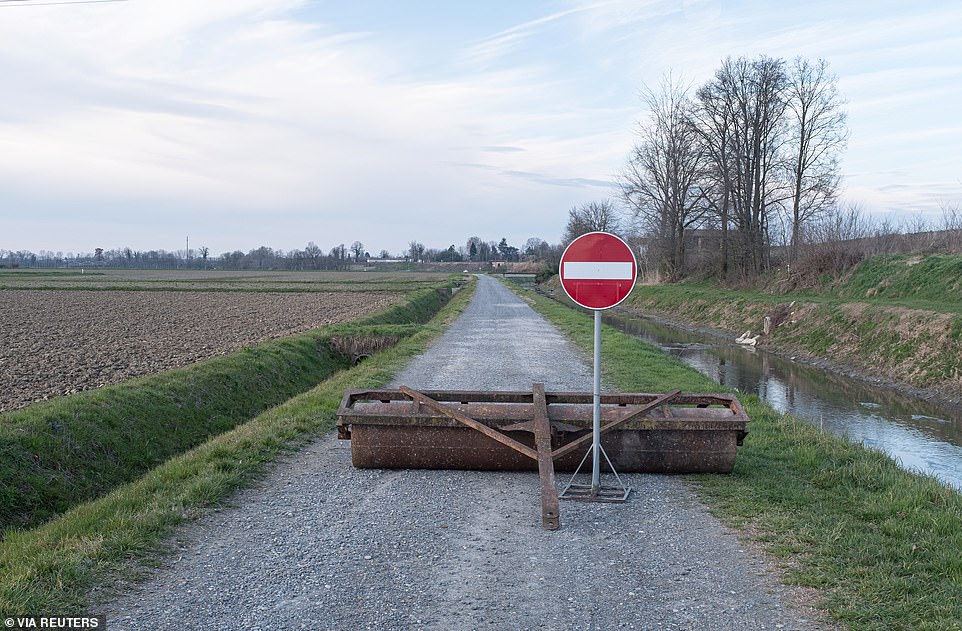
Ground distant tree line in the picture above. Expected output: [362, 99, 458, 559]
[1, 235, 563, 270]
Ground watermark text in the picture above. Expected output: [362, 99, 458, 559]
[3, 617, 104, 630]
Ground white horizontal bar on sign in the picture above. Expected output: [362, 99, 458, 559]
[563, 261, 634, 280]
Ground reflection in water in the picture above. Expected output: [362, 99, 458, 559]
[606, 313, 962, 491]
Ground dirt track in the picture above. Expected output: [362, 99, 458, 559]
[0, 290, 401, 412]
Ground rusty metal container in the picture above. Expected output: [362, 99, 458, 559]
[337, 388, 749, 474]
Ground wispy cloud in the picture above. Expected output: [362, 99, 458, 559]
[459, 5, 588, 67]
[481, 146, 526, 153]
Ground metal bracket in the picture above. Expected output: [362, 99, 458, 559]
[559, 441, 630, 503]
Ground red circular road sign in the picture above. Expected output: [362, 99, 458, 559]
[559, 232, 637, 310]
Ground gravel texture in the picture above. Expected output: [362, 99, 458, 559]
[103, 275, 833, 630]
[0, 289, 402, 412]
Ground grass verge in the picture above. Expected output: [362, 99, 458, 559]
[0, 278, 475, 615]
[515, 284, 962, 631]
[0, 284, 454, 534]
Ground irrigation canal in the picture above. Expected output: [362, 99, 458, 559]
[605, 312, 962, 492]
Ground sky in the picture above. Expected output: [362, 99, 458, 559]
[1, 0, 960, 257]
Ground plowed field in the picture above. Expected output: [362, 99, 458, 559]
[0, 289, 402, 412]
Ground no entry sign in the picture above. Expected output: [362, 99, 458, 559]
[559, 232, 637, 310]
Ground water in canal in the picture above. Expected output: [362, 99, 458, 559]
[606, 312, 962, 491]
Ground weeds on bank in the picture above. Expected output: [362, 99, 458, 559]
[519, 286, 962, 631]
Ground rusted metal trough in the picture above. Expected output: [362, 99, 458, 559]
[336, 384, 749, 530]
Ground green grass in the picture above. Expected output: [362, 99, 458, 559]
[517, 284, 962, 631]
[837, 255, 962, 306]
[0, 333, 348, 533]
[0, 285, 453, 534]
[0, 278, 475, 616]
[628, 254, 962, 315]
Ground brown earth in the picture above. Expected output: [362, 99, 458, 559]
[0, 290, 403, 412]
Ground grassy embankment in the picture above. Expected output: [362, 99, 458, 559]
[0, 277, 474, 615]
[614, 254, 962, 401]
[516, 284, 962, 631]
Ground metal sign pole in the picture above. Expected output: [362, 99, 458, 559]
[557, 231, 636, 505]
[591, 309, 602, 495]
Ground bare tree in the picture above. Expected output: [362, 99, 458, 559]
[523, 237, 549, 259]
[408, 241, 425, 262]
[562, 200, 622, 245]
[783, 57, 847, 262]
[940, 201, 962, 252]
[330, 244, 347, 269]
[350, 240, 365, 262]
[692, 78, 736, 276]
[304, 242, 322, 269]
[622, 75, 711, 280]
[697, 56, 790, 275]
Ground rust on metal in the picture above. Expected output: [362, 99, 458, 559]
[531, 384, 560, 530]
[399, 386, 539, 461]
[550, 389, 681, 460]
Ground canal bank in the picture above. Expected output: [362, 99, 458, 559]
[608, 268, 962, 409]
[618, 303, 955, 409]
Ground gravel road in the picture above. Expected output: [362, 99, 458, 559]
[104, 275, 832, 630]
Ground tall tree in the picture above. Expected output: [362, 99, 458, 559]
[622, 76, 710, 280]
[784, 57, 848, 263]
[691, 78, 736, 276]
[408, 241, 425, 262]
[350, 240, 365, 261]
[497, 238, 519, 261]
[304, 242, 322, 269]
[466, 236, 483, 261]
[697, 56, 789, 275]
[523, 237, 547, 258]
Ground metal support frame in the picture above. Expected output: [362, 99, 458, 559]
[558, 442, 631, 502]
[338, 385, 744, 530]
[558, 309, 627, 502]
[395, 384, 685, 528]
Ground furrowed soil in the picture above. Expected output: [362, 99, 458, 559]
[0, 289, 403, 412]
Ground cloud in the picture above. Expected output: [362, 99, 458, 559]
[3, 0, 959, 254]
[459, 5, 588, 67]
[481, 145, 526, 153]
[502, 170, 615, 190]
